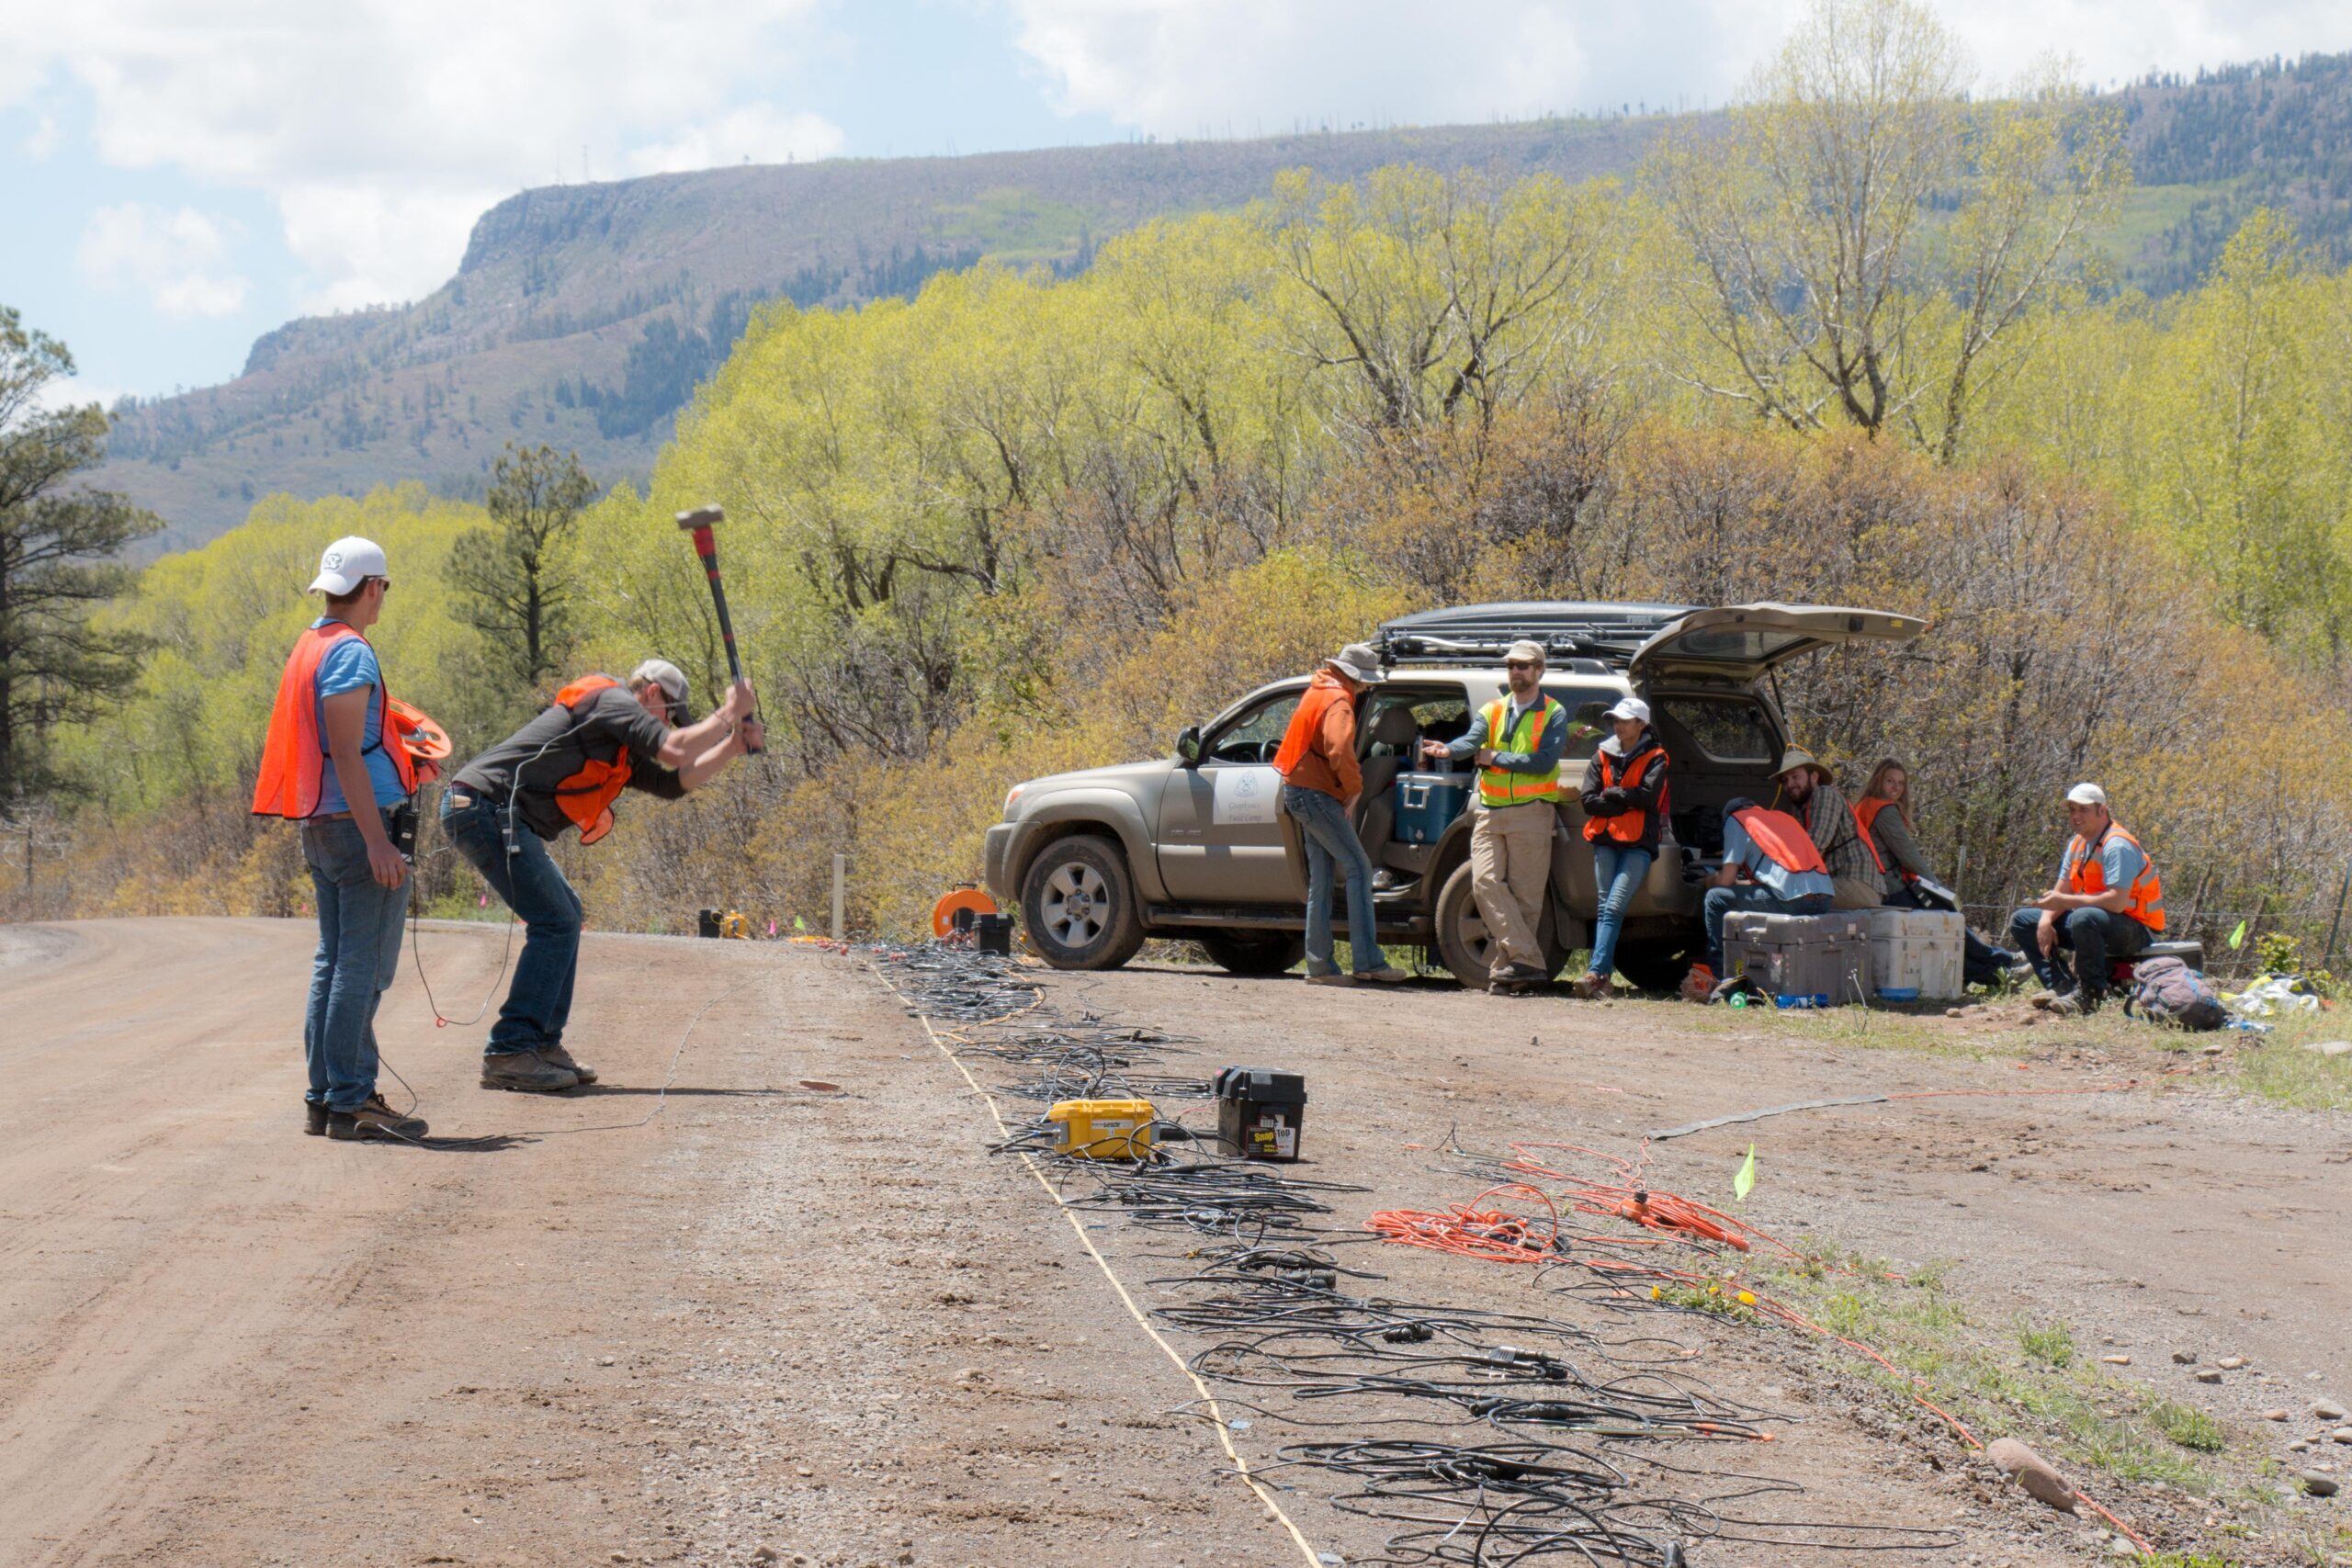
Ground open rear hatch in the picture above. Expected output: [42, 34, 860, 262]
[1629, 603, 1925, 682]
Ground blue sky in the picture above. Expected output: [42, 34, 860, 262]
[6, 0, 2346, 408]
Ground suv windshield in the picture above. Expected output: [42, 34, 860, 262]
[1206, 692, 1300, 764]
[1656, 693, 1777, 762]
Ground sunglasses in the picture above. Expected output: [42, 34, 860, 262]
[1505, 660, 1536, 671]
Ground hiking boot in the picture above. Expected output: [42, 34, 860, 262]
[539, 1044, 598, 1085]
[1352, 965, 1411, 985]
[2030, 987, 2073, 1012]
[304, 1099, 328, 1136]
[1304, 970, 1356, 987]
[326, 1094, 428, 1143]
[2044, 990, 2094, 1018]
[1569, 972, 1611, 1000]
[1488, 963, 1544, 995]
[481, 1049, 581, 1092]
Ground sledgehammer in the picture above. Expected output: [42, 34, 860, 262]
[674, 504, 762, 754]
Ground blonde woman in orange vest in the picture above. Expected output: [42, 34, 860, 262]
[1853, 759, 2019, 986]
[251, 536, 426, 1142]
[442, 661, 761, 1091]
[2008, 783, 2165, 1017]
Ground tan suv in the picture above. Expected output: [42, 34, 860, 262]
[982, 602, 1922, 987]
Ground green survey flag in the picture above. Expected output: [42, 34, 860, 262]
[1734, 1144, 1757, 1203]
[794, 915, 808, 933]
[2228, 919, 2247, 950]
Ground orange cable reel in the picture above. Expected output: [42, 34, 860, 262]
[931, 886, 998, 940]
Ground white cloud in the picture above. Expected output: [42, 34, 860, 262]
[628, 104, 845, 176]
[1, 0, 842, 313]
[23, 112, 57, 159]
[31, 374, 131, 415]
[76, 203, 249, 319]
[1004, 1, 2352, 135]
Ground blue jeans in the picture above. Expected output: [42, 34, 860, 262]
[1283, 784, 1387, 974]
[300, 815, 411, 1111]
[443, 791, 583, 1055]
[2008, 905, 2150, 999]
[1588, 844, 1653, 980]
[1702, 885, 1833, 974]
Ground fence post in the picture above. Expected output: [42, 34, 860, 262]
[831, 852, 846, 941]
[2324, 863, 2352, 969]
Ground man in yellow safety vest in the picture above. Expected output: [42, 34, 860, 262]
[1421, 639, 1567, 992]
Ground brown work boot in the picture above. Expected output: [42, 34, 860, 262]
[326, 1094, 429, 1143]
[480, 1049, 580, 1093]
[1303, 968, 1355, 987]
[304, 1099, 329, 1136]
[1352, 965, 1411, 985]
[1569, 972, 1611, 1000]
[539, 1044, 598, 1085]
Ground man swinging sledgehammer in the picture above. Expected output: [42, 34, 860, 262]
[441, 660, 762, 1091]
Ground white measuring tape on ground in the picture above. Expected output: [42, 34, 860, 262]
[868, 962, 1327, 1568]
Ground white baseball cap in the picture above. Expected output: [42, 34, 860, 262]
[1604, 696, 1651, 724]
[629, 659, 695, 724]
[2064, 782, 2108, 807]
[308, 536, 389, 595]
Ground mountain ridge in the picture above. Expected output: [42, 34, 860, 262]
[90, 56, 2352, 552]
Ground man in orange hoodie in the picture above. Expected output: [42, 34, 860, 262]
[1272, 644, 1410, 986]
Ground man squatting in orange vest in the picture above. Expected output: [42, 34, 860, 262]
[2007, 781, 2166, 1017]
[253, 536, 429, 1142]
[1685, 797, 1838, 999]
[441, 661, 762, 1092]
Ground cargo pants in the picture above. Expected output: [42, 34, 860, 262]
[1468, 800, 1555, 978]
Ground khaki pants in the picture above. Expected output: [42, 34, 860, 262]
[1831, 875, 1883, 910]
[1469, 801, 1555, 977]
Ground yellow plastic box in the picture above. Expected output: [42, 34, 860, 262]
[1046, 1098, 1157, 1159]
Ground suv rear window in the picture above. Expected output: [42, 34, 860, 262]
[1546, 685, 1621, 761]
[1657, 694, 1777, 762]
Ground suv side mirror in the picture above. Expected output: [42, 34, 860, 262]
[1175, 724, 1204, 765]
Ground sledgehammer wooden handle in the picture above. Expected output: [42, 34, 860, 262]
[673, 504, 761, 754]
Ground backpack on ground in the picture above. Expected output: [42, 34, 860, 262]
[2122, 956, 2226, 1032]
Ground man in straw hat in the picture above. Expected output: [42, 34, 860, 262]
[1272, 644, 1411, 987]
[1420, 638, 1570, 993]
[1771, 747, 1883, 910]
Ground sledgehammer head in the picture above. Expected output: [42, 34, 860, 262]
[675, 505, 725, 531]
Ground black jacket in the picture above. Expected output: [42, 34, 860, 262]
[1577, 728, 1669, 855]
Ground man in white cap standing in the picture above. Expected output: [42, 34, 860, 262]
[252, 536, 428, 1142]
[1421, 639, 1569, 992]
[2008, 783, 2165, 1016]
[442, 660, 763, 1090]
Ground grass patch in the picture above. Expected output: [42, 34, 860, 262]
[1757, 1243, 2233, 1493]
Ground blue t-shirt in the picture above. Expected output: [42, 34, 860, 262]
[311, 619, 407, 815]
[1724, 814, 1837, 901]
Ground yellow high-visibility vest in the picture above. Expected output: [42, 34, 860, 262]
[1477, 696, 1565, 808]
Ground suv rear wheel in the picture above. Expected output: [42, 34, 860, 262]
[1433, 862, 1567, 988]
[1021, 834, 1146, 971]
[1196, 931, 1305, 976]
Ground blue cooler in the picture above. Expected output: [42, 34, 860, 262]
[1393, 772, 1472, 843]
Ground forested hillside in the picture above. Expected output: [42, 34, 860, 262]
[90, 50, 2352, 552]
[21, 12, 2352, 966]
[91, 118, 1666, 548]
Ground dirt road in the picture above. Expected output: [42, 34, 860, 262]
[4, 919, 2347, 1566]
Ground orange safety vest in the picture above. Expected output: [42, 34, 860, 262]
[1272, 672, 1353, 783]
[251, 622, 419, 819]
[1582, 743, 1668, 843]
[1730, 806, 1828, 876]
[549, 675, 633, 845]
[1849, 795, 1899, 878]
[2063, 823, 2166, 932]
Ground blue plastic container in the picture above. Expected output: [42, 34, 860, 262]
[1393, 772, 1473, 844]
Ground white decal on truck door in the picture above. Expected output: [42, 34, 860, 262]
[1212, 766, 1280, 825]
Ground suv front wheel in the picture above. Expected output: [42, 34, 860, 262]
[1021, 834, 1146, 971]
[1433, 861, 1567, 988]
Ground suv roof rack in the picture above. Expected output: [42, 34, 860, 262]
[1374, 601, 1696, 668]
